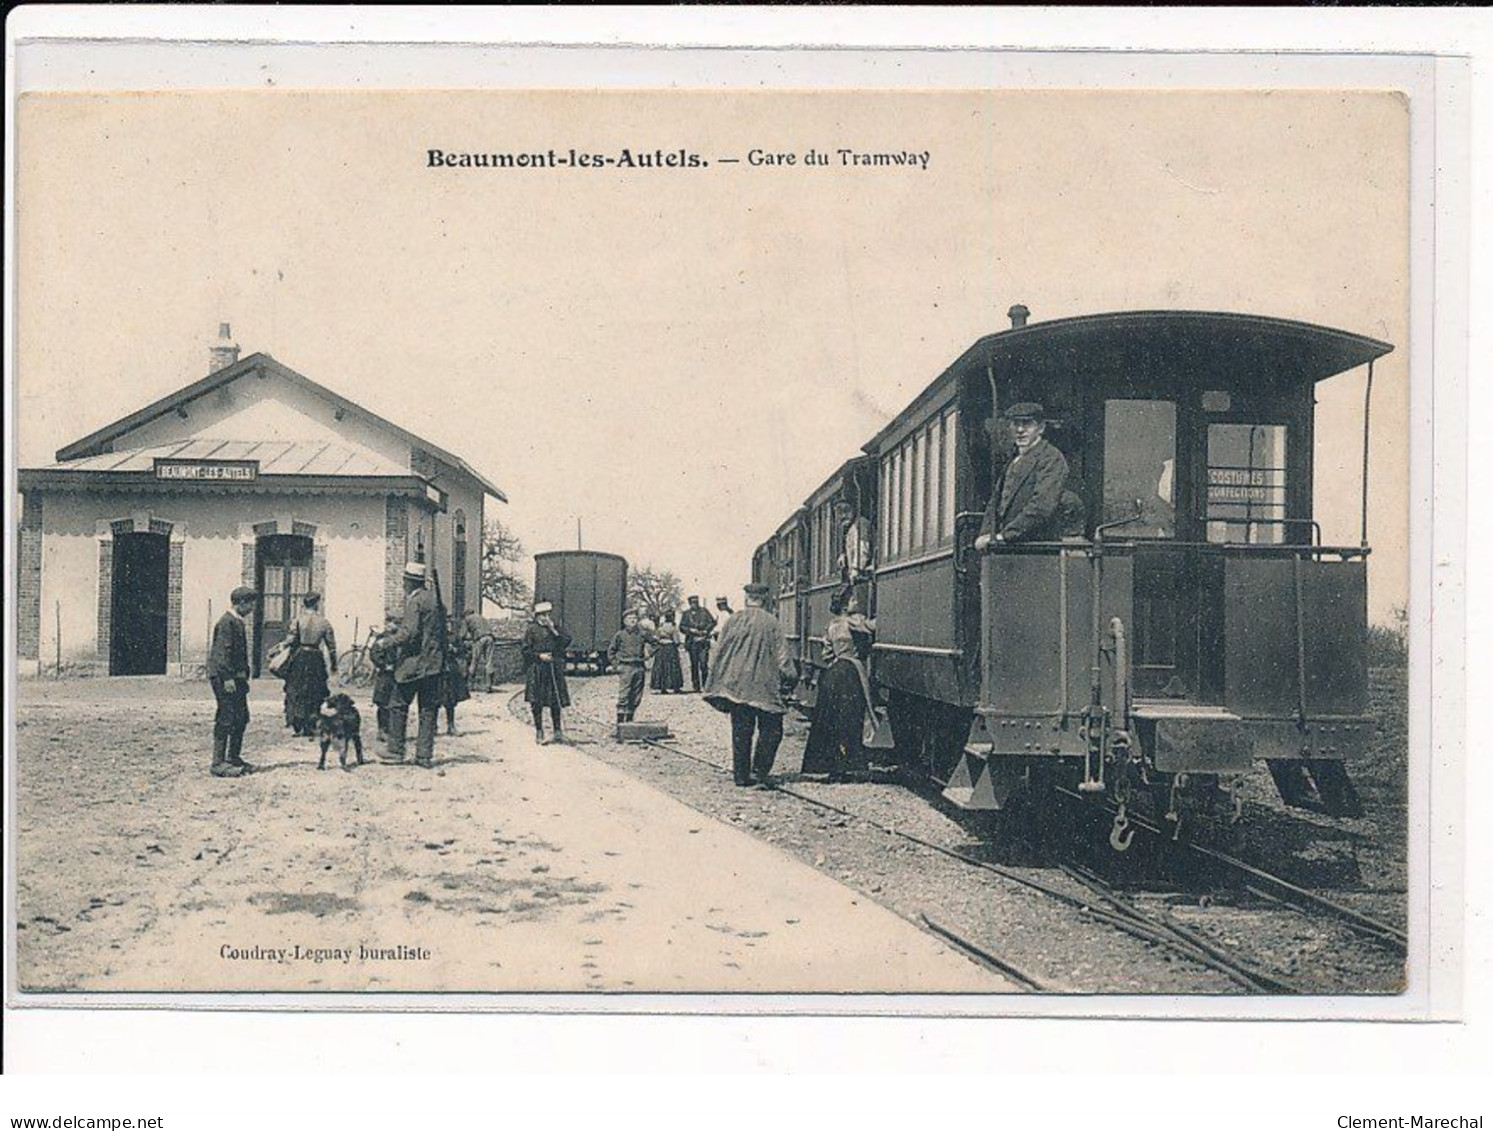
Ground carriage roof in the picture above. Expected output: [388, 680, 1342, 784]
[533, 550, 628, 565]
[864, 310, 1393, 454]
[803, 456, 869, 511]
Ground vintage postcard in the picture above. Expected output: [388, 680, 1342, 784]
[7, 49, 1441, 1022]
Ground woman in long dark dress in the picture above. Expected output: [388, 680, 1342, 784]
[650, 610, 685, 693]
[801, 588, 876, 781]
[441, 613, 473, 736]
[282, 592, 338, 738]
[521, 602, 572, 744]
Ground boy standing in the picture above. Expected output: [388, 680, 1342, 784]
[607, 608, 655, 725]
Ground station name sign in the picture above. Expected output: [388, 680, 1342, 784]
[154, 458, 260, 482]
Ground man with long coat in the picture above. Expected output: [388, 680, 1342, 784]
[522, 601, 571, 744]
[384, 562, 446, 768]
[207, 585, 260, 778]
[975, 402, 1072, 549]
[704, 583, 798, 787]
[678, 595, 717, 692]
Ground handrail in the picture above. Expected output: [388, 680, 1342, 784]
[1185, 515, 1323, 546]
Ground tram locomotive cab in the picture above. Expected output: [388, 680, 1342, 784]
[859, 308, 1391, 844]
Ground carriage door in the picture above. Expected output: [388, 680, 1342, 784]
[255, 534, 313, 676]
[110, 533, 170, 675]
[1102, 399, 1196, 699]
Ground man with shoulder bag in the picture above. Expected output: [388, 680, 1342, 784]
[383, 562, 446, 768]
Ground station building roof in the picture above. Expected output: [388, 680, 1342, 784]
[45, 352, 506, 501]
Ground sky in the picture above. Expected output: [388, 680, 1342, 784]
[14, 90, 1409, 620]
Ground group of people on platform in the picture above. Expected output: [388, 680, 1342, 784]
[517, 593, 735, 744]
[206, 401, 1077, 779]
[207, 561, 482, 777]
[701, 580, 877, 788]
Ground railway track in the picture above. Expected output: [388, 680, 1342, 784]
[1050, 785, 1409, 958]
[506, 690, 1404, 994]
[521, 695, 1364, 993]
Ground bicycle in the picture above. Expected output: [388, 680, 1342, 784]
[337, 624, 384, 688]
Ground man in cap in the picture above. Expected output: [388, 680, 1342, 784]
[678, 595, 717, 692]
[383, 561, 446, 768]
[607, 607, 655, 726]
[207, 585, 260, 777]
[975, 402, 1073, 549]
[703, 583, 798, 787]
[522, 601, 571, 743]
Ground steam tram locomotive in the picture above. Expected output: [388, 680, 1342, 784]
[753, 307, 1391, 846]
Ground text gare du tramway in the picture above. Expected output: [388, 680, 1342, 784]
[751, 306, 1391, 847]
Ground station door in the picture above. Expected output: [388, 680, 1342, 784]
[255, 534, 313, 675]
[110, 533, 170, 675]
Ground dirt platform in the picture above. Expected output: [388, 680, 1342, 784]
[12, 676, 1010, 995]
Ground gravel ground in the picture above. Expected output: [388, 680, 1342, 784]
[13, 661, 1405, 997]
[13, 676, 1005, 994]
[553, 666, 1408, 996]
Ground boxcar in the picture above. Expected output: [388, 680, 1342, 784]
[762, 306, 1391, 843]
[533, 551, 628, 673]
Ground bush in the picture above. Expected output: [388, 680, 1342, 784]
[1366, 605, 1409, 668]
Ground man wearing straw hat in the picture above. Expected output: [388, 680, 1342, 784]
[383, 561, 446, 768]
[521, 601, 571, 744]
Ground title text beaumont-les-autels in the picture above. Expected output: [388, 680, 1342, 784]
[425, 147, 932, 171]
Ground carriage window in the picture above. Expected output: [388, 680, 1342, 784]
[889, 450, 901, 561]
[1103, 400, 1176, 539]
[879, 458, 891, 561]
[1206, 423, 1287, 544]
[823, 503, 834, 579]
[942, 408, 958, 543]
[923, 423, 938, 549]
[909, 431, 924, 554]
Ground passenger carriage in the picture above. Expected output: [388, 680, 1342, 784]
[764, 306, 1391, 844]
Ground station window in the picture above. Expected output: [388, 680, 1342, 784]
[1206, 423, 1287, 544]
[1103, 399, 1177, 539]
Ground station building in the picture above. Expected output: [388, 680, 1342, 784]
[16, 327, 504, 677]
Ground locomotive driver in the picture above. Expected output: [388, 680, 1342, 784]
[974, 402, 1074, 549]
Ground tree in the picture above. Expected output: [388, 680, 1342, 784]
[628, 565, 684, 624]
[481, 517, 533, 613]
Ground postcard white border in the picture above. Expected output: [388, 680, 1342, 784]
[2, 5, 1479, 1084]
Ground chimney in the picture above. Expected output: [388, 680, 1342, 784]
[209, 322, 240, 373]
[1008, 304, 1030, 330]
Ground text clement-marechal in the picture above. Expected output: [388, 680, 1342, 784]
[427, 148, 707, 169]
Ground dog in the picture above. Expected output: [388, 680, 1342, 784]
[315, 693, 365, 771]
